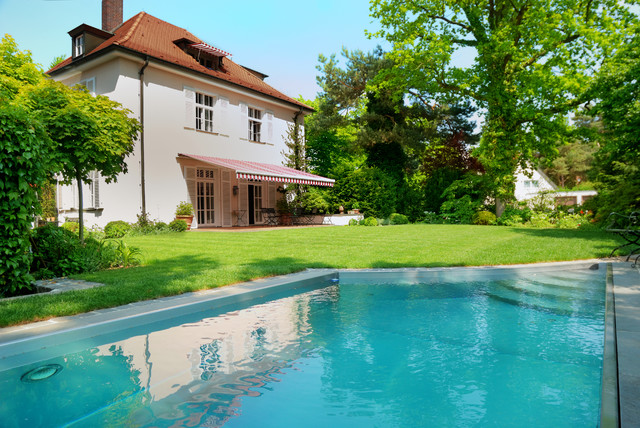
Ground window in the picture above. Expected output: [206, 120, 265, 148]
[248, 107, 262, 142]
[78, 78, 95, 95]
[195, 92, 214, 132]
[74, 35, 84, 57]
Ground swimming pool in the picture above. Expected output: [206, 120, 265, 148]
[0, 263, 609, 427]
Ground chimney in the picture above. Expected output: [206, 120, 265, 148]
[102, 0, 123, 32]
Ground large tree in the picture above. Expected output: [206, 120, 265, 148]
[369, 0, 633, 214]
[589, 20, 640, 216]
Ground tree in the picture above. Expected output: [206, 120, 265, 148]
[544, 141, 596, 188]
[369, 0, 633, 215]
[21, 80, 139, 242]
[0, 35, 52, 293]
[589, 20, 640, 216]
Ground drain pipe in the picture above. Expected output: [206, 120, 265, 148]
[139, 56, 149, 215]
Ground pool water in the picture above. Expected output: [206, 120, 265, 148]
[0, 268, 605, 427]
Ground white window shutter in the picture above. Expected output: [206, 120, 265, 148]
[268, 182, 276, 208]
[265, 111, 274, 143]
[184, 166, 197, 227]
[216, 96, 229, 135]
[239, 182, 248, 213]
[240, 102, 248, 138]
[184, 87, 196, 129]
[222, 170, 231, 226]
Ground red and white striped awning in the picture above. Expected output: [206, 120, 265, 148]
[189, 42, 231, 57]
[178, 154, 335, 187]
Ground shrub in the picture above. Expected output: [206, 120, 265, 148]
[389, 213, 409, 225]
[175, 201, 194, 216]
[421, 211, 443, 224]
[363, 217, 378, 226]
[155, 222, 169, 231]
[0, 103, 52, 295]
[440, 195, 481, 224]
[30, 224, 118, 278]
[472, 211, 497, 225]
[169, 219, 188, 232]
[332, 166, 398, 218]
[348, 219, 359, 226]
[527, 212, 555, 228]
[496, 206, 533, 226]
[61, 221, 80, 234]
[104, 220, 131, 238]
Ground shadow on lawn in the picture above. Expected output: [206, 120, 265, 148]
[508, 227, 623, 255]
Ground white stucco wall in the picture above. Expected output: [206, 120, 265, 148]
[514, 168, 557, 201]
[52, 54, 301, 228]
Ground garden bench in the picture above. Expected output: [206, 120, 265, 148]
[606, 211, 640, 264]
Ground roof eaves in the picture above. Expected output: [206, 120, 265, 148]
[48, 44, 314, 112]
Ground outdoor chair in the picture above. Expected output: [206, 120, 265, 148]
[606, 211, 640, 265]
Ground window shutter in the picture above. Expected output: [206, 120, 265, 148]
[264, 111, 274, 144]
[216, 96, 229, 135]
[239, 182, 248, 214]
[184, 166, 197, 227]
[240, 103, 248, 139]
[184, 87, 196, 129]
[268, 182, 276, 209]
[222, 171, 232, 226]
[91, 170, 100, 208]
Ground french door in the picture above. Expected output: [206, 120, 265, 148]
[196, 169, 216, 226]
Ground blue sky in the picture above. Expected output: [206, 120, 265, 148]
[0, 0, 386, 100]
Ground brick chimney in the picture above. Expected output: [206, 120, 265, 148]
[102, 0, 123, 32]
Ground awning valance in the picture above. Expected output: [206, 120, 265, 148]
[178, 154, 335, 187]
[189, 42, 231, 57]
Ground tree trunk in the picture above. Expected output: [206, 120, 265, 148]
[496, 198, 506, 218]
[76, 172, 84, 243]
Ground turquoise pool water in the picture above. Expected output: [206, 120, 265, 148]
[0, 267, 606, 427]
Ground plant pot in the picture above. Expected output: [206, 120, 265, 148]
[176, 215, 194, 230]
[278, 213, 292, 226]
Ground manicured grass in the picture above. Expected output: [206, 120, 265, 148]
[0, 224, 621, 327]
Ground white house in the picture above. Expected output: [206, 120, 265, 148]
[514, 168, 596, 206]
[514, 168, 557, 201]
[48, 1, 333, 228]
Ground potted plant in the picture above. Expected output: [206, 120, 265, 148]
[276, 197, 292, 225]
[175, 201, 194, 230]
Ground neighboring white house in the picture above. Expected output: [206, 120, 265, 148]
[514, 168, 558, 201]
[48, 1, 333, 228]
[515, 168, 596, 206]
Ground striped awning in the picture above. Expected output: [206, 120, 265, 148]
[189, 42, 231, 57]
[178, 154, 335, 187]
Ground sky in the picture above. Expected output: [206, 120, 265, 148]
[0, 0, 387, 101]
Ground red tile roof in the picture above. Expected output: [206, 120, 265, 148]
[48, 12, 312, 111]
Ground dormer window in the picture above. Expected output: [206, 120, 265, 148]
[175, 39, 231, 72]
[74, 35, 84, 57]
[68, 24, 112, 60]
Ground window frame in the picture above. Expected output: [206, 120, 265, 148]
[74, 35, 84, 57]
[195, 92, 215, 132]
[248, 107, 262, 142]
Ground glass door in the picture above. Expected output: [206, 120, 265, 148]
[196, 169, 216, 226]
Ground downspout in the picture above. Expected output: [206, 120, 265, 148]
[139, 56, 149, 215]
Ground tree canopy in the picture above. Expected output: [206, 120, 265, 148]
[369, 0, 634, 212]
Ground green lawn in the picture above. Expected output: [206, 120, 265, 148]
[0, 224, 621, 327]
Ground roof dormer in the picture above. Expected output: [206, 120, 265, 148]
[174, 38, 231, 71]
[68, 24, 113, 60]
